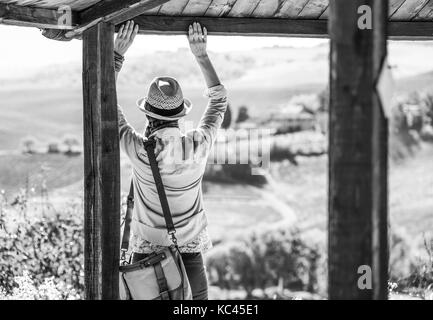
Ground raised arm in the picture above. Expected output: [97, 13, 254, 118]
[113, 21, 144, 163]
[188, 22, 220, 88]
[114, 20, 138, 82]
[188, 22, 227, 148]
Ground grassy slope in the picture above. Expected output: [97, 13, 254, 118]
[0, 153, 83, 195]
[271, 143, 433, 240]
[0, 151, 283, 243]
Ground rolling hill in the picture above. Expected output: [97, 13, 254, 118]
[1, 42, 433, 151]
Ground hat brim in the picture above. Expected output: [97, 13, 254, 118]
[136, 97, 192, 121]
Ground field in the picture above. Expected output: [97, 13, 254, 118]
[1, 142, 431, 248]
[270, 143, 433, 241]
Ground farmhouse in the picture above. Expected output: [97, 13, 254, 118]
[267, 104, 316, 133]
[1, 0, 432, 300]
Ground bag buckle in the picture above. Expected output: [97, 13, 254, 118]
[120, 249, 128, 263]
[169, 230, 178, 246]
[126, 196, 134, 208]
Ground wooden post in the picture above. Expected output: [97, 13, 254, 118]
[82, 21, 120, 300]
[328, 0, 388, 299]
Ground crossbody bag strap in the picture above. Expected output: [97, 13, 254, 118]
[143, 138, 177, 245]
[120, 137, 177, 263]
[120, 180, 134, 260]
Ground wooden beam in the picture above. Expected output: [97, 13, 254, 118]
[82, 21, 120, 300]
[80, 0, 171, 25]
[126, 14, 433, 39]
[328, 0, 388, 300]
[131, 15, 329, 37]
[0, 3, 77, 29]
[388, 21, 433, 39]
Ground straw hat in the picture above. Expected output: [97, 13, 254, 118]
[136, 76, 192, 121]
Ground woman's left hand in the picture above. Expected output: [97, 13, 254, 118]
[188, 22, 208, 58]
[114, 20, 139, 56]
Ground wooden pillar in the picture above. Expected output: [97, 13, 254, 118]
[82, 21, 120, 300]
[328, 0, 388, 299]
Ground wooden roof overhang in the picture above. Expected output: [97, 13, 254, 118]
[2, 0, 433, 40]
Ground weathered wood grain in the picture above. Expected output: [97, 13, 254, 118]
[80, 0, 170, 25]
[131, 14, 328, 37]
[159, 0, 190, 15]
[144, 4, 162, 14]
[205, 0, 237, 17]
[329, 0, 388, 300]
[413, 0, 433, 20]
[181, 0, 213, 16]
[0, 0, 100, 10]
[250, 0, 280, 17]
[82, 21, 120, 300]
[275, 0, 309, 18]
[319, 4, 328, 19]
[109, 0, 171, 25]
[391, 0, 430, 20]
[389, 0, 407, 16]
[298, 0, 328, 19]
[388, 20, 433, 37]
[227, 0, 261, 17]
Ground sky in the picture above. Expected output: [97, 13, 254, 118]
[4, 24, 433, 81]
[0, 25, 327, 78]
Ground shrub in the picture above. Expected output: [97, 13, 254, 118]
[269, 144, 298, 165]
[221, 104, 232, 129]
[235, 106, 250, 124]
[318, 87, 329, 112]
[389, 228, 417, 280]
[0, 271, 79, 300]
[206, 228, 324, 298]
[0, 192, 84, 297]
[62, 134, 81, 156]
[390, 103, 421, 161]
[21, 136, 38, 154]
[47, 142, 60, 154]
[204, 164, 267, 186]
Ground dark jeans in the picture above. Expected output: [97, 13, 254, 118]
[132, 251, 208, 300]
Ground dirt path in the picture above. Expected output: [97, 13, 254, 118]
[261, 170, 297, 226]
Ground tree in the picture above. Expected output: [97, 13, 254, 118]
[390, 103, 420, 161]
[62, 135, 80, 155]
[47, 141, 60, 154]
[221, 103, 232, 129]
[407, 91, 422, 105]
[318, 87, 329, 112]
[236, 106, 249, 124]
[423, 93, 433, 124]
[21, 136, 37, 154]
